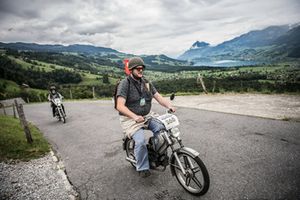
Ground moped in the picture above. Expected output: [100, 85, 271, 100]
[123, 109, 210, 196]
[51, 97, 66, 123]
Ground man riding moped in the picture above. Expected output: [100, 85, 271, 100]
[116, 57, 175, 177]
[47, 86, 66, 117]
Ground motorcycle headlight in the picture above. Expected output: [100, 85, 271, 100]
[170, 127, 180, 138]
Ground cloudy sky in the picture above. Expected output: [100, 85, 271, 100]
[0, 0, 299, 57]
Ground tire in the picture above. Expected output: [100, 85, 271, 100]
[58, 107, 66, 123]
[125, 138, 136, 168]
[171, 152, 210, 196]
[62, 116, 66, 123]
[55, 108, 61, 121]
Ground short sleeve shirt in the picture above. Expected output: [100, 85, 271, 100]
[116, 76, 157, 116]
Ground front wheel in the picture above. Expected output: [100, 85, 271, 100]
[58, 107, 66, 123]
[62, 115, 66, 123]
[171, 152, 210, 196]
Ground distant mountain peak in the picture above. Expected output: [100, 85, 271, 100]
[178, 24, 299, 63]
[190, 41, 210, 50]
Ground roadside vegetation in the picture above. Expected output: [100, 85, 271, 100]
[0, 50, 299, 103]
[0, 115, 50, 162]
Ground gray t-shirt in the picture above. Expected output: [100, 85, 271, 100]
[116, 76, 157, 116]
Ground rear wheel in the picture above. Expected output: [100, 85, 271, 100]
[171, 152, 209, 196]
[125, 138, 136, 168]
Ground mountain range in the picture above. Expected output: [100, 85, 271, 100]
[0, 42, 118, 54]
[0, 23, 299, 68]
[178, 24, 300, 66]
[0, 42, 192, 71]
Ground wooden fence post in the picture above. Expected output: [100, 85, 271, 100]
[197, 73, 208, 94]
[2, 106, 7, 115]
[69, 89, 73, 99]
[92, 86, 95, 99]
[212, 80, 216, 93]
[13, 104, 17, 118]
[14, 100, 33, 144]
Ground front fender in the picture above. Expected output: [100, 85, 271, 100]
[170, 147, 200, 176]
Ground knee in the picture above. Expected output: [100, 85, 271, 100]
[153, 123, 165, 134]
[135, 138, 146, 147]
[133, 130, 146, 147]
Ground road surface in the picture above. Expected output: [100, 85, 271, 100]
[22, 100, 300, 200]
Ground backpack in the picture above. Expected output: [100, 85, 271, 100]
[113, 76, 151, 110]
[113, 77, 130, 110]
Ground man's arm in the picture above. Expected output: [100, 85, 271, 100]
[47, 94, 51, 101]
[58, 92, 64, 99]
[116, 96, 145, 122]
[153, 92, 175, 112]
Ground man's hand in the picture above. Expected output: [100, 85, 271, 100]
[168, 106, 176, 113]
[134, 115, 145, 123]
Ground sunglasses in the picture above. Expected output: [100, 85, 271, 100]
[134, 67, 144, 71]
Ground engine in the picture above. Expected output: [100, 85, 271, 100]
[147, 136, 169, 169]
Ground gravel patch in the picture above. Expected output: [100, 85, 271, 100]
[171, 94, 300, 121]
[0, 152, 78, 200]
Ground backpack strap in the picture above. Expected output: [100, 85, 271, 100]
[114, 76, 130, 109]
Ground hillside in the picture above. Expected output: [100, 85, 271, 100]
[179, 24, 300, 66]
[0, 43, 192, 71]
[273, 25, 300, 58]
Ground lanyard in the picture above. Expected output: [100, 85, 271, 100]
[133, 80, 144, 97]
[129, 76, 145, 97]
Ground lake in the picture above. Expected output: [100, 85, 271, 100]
[194, 60, 262, 67]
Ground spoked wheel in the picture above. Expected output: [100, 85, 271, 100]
[58, 108, 66, 123]
[55, 109, 61, 121]
[125, 138, 136, 168]
[61, 110, 66, 123]
[172, 152, 209, 196]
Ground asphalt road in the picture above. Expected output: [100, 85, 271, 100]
[23, 100, 300, 200]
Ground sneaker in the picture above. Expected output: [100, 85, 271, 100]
[139, 170, 151, 178]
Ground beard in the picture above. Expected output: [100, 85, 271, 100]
[132, 73, 142, 80]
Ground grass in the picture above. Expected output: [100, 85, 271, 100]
[79, 73, 102, 85]
[7, 56, 120, 87]
[0, 79, 21, 93]
[0, 115, 50, 162]
[0, 78, 48, 100]
[8, 55, 70, 72]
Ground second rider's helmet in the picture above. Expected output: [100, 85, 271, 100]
[50, 86, 56, 94]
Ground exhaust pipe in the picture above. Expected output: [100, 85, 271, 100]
[126, 157, 137, 164]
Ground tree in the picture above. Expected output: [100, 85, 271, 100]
[103, 74, 110, 84]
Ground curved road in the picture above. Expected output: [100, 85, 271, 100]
[23, 100, 300, 200]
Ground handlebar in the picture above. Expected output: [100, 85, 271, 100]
[167, 108, 175, 114]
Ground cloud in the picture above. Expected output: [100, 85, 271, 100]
[0, 0, 299, 57]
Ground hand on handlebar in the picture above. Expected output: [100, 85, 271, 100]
[168, 106, 176, 113]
